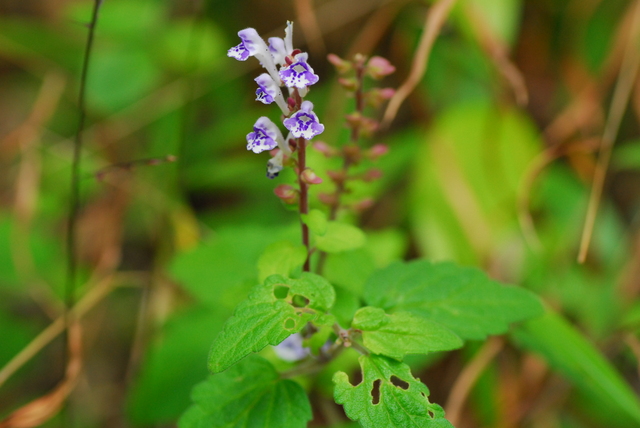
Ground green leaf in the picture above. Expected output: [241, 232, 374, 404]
[315, 222, 366, 253]
[512, 311, 640, 425]
[257, 241, 307, 282]
[208, 273, 335, 373]
[301, 209, 328, 236]
[364, 260, 543, 340]
[333, 354, 454, 428]
[180, 355, 311, 428]
[353, 307, 463, 360]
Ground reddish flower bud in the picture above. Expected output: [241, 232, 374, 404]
[352, 198, 375, 212]
[327, 53, 352, 74]
[361, 168, 383, 182]
[359, 117, 379, 138]
[313, 141, 338, 157]
[342, 145, 362, 163]
[326, 169, 347, 183]
[274, 184, 299, 204]
[366, 56, 396, 79]
[338, 77, 358, 91]
[300, 168, 323, 185]
[366, 87, 396, 108]
[318, 192, 338, 206]
[367, 144, 389, 160]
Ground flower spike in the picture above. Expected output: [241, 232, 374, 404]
[284, 101, 325, 139]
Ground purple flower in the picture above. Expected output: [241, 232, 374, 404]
[228, 28, 280, 84]
[268, 21, 294, 66]
[279, 52, 319, 89]
[255, 73, 289, 115]
[246, 117, 284, 153]
[284, 101, 324, 140]
[273, 333, 309, 362]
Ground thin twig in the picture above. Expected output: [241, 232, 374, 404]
[380, 0, 457, 129]
[445, 337, 504, 426]
[578, 0, 640, 263]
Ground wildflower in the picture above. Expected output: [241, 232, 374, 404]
[268, 21, 294, 66]
[266, 149, 285, 179]
[273, 333, 309, 362]
[283, 101, 324, 139]
[246, 117, 285, 154]
[280, 53, 319, 89]
[228, 28, 280, 84]
[255, 73, 289, 115]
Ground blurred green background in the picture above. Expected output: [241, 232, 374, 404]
[0, 0, 639, 427]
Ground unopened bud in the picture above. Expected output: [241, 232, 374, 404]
[313, 141, 338, 157]
[301, 168, 323, 185]
[352, 198, 375, 212]
[327, 53, 352, 74]
[326, 169, 347, 183]
[274, 184, 299, 204]
[342, 145, 362, 163]
[366, 56, 396, 79]
[359, 117, 379, 138]
[361, 168, 383, 182]
[338, 77, 358, 91]
[366, 87, 396, 108]
[318, 192, 338, 206]
[367, 144, 389, 160]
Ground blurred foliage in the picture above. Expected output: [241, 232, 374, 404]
[0, 0, 639, 427]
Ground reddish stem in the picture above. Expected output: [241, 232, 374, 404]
[297, 136, 311, 271]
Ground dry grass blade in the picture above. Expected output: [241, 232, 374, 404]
[381, 0, 457, 129]
[445, 336, 504, 426]
[0, 322, 82, 428]
[578, 0, 640, 263]
[294, 0, 325, 55]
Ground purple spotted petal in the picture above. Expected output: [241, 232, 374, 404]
[279, 52, 319, 89]
[255, 73, 277, 104]
[283, 100, 324, 140]
[227, 42, 250, 61]
[246, 117, 283, 153]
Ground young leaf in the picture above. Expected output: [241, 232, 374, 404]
[364, 260, 543, 340]
[257, 241, 307, 282]
[208, 273, 335, 373]
[301, 208, 328, 236]
[333, 354, 454, 428]
[352, 307, 463, 360]
[315, 222, 366, 253]
[179, 355, 311, 428]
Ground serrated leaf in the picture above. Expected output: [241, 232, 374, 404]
[257, 241, 307, 282]
[302, 209, 328, 236]
[208, 273, 335, 373]
[512, 311, 640, 425]
[333, 355, 454, 428]
[315, 222, 366, 253]
[364, 260, 543, 340]
[353, 307, 463, 360]
[180, 355, 311, 428]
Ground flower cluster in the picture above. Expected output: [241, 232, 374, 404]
[228, 22, 325, 179]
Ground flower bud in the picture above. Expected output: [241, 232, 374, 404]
[366, 56, 396, 79]
[359, 117, 379, 138]
[342, 144, 362, 164]
[366, 87, 396, 108]
[361, 168, 383, 182]
[318, 192, 338, 206]
[326, 169, 347, 183]
[300, 168, 323, 185]
[338, 77, 358, 91]
[274, 184, 299, 204]
[367, 143, 389, 160]
[312, 141, 338, 157]
[327, 53, 352, 74]
[352, 198, 375, 212]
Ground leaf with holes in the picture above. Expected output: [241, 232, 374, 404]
[179, 355, 312, 428]
[352, 307, 463, 360]
[333, 354, 454, 427]
[364, 260, 544, 340]
[208, 273, 335, 373]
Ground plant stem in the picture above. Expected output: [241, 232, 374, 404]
[297, 136, 311, 272]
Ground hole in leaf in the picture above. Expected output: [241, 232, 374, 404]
[284, 318, 296, 329]
[370, 379, 381, 405]
[291, 294, 310, 308]
[390, 376, 409, 390]
[274, 285, 289, 299]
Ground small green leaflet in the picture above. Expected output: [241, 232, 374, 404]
[208, 273, 335, 373]
[257, 241, 307, 282]
[364, 261, 544, 340]
[301, 208, 328, 236]
[352, 307, 463, 360]
[314, 222, 366, 253]
[180, 355, 311, 428]
[334, 354, 454, 428]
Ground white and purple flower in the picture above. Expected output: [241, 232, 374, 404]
[280, 52, 319, 89]
[254, 73, 289, 115]
[246, 117, 285, 153]
[228, 28, 280, 84]
[268, 21, 294, 66]
[284, 101, 324, 140]
[273, 333, 309, 362]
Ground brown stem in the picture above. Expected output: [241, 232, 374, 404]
[297, 136, 311, 272]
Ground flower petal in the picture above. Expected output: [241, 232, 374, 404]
[283, 101, 325, 139]
[279, 52, 319, 89]
[246, 117, 284, 153]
